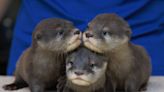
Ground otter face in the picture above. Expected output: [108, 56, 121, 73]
[66, 47, 107, 86]
[33, 18, 82, 52]
[83, 14, 131, 53]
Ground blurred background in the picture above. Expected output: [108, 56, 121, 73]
[0, 0, 21, 75]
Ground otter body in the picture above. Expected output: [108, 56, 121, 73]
[3, 18, 81, 92]
[106, 43, 151, 92]
[57, 47, 109, 92]
[83, 14, 151, 92]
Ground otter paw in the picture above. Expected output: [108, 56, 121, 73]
[139, 86, 147, 91]
[3, 83, 19, 90]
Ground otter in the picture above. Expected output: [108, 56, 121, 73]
[3, 18, 81, 92]
[83, 13, 151, 92]
[57, 47, 109, 92]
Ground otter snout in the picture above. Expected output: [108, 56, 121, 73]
[72, 28, 81, 35]
[65, 28, 82, 52]
[74, 70, 84, 76]
[74, 30, 80, 35]
[85, 32, 93, 38]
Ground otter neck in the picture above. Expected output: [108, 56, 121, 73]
[107, 42, 131, 57]
[31, 46, 66, 61]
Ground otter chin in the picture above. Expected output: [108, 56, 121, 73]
[83, 33, 103, 53]
[66, 33, 82, 52]
[71, 78, 91, 86]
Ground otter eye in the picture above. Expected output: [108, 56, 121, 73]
[68, 61, 73, 66]
[102, 31, 108, 36]
[90, 63, 96, 68]
[102, 31, 112, 36]
[57, 31, 64, 36]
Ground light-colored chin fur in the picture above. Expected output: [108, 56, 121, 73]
[84, 41, 103, 53]
[66, 40, 81, 52]
[67, 74, 93, 86]
[83, 33, 103, 53]
[71, 79, 91, 86]
[66, 34, 82, 52]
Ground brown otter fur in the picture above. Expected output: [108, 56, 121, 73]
[83, 13, 151, 92]
[3, 18, 81, 92]
[57, 47, 110, 92]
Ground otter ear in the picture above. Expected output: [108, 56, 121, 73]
[31, 31, 38, 46]
[117, 15, 132, 38]
[32, 31, 36, 40]
[121, 20, 132, 38]
[124, 27, 132, 38]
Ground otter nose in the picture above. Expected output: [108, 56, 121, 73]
[85, 33, 93, 38]
[74, 71, 84, 76]
[74, 30, 80, 35]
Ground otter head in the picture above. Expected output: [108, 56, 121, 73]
[66, 47, 107, 86]
[32, 18, 82, 52]
[83, 13, 131, 53]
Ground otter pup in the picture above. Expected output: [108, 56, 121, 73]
[57, 47, 109, 92]
[3, 18, 81, 92]
[83, 14, 151, 92]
